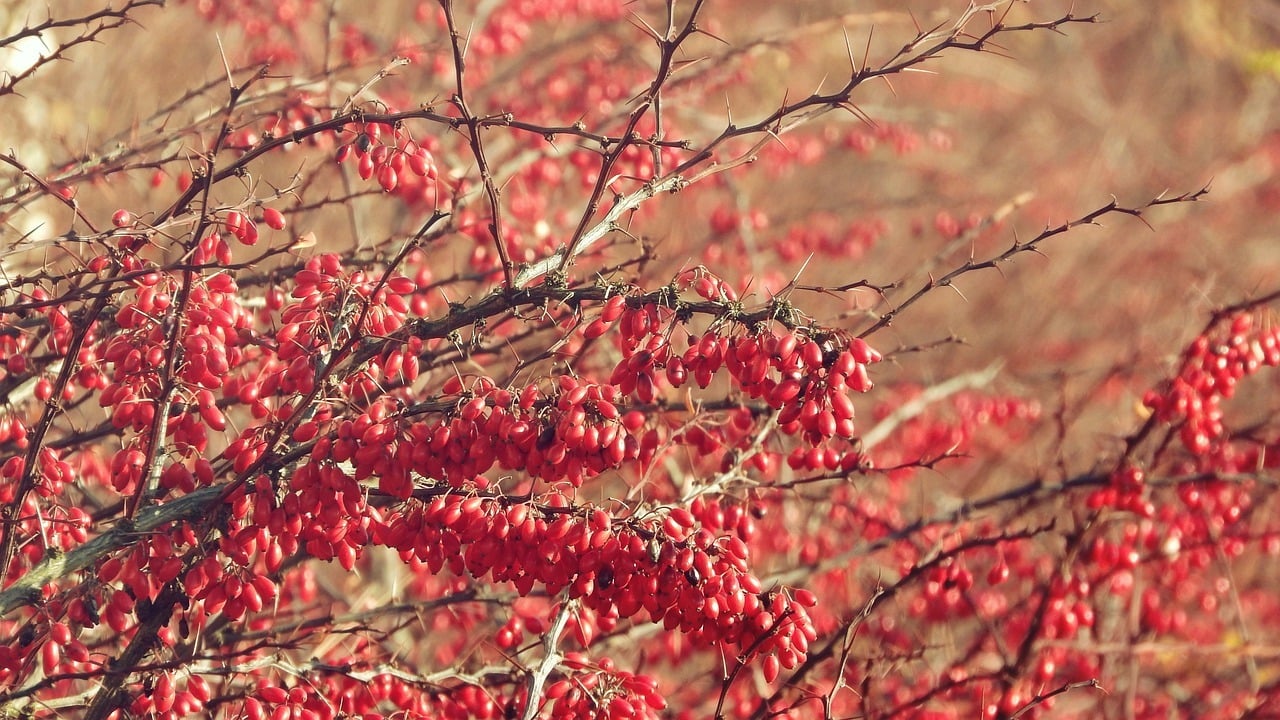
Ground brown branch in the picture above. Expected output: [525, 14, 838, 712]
[857, 188, 1210, 339]
[0, 1, 164, 98]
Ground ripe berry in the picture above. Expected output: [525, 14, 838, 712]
[262, 207, 286, 231]
[378, 165, 399, 192]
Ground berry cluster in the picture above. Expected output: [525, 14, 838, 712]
[377, 492, 817, 672]
[389, 375, 644, 490]
[1086, 465, 1153, 516]
[543, 655, 667, 719]
[1142, 312, 1280, 459]
[336, 121, 440, 202]
[272, 252, 416, 392]
[601, 292, 881, 447]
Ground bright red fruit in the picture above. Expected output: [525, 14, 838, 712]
[262, 207, 286, 230]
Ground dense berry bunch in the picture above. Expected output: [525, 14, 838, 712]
[337, 122, 441, 202]
[1143, 312, 1280, 460]
[378, 492, 817, 669]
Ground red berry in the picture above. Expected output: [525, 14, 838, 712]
[238, 220, 260, 246]
[41, 640, 61, 674]
[378, 165, 399, 192]
[49, 622, 72, 645]
[262, 207, 286, 231]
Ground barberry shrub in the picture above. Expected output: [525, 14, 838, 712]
[0, 1, 1277, 719]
